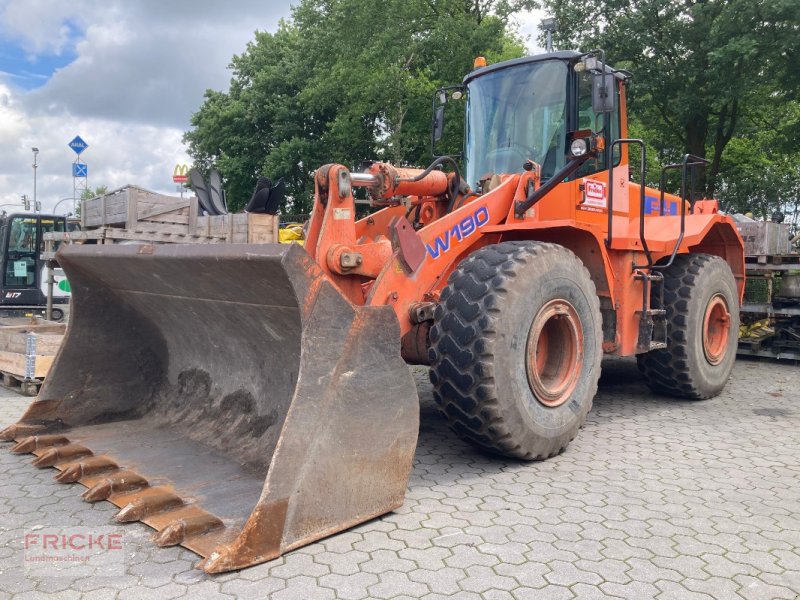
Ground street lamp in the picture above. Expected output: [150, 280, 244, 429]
[52, 197, 77, 215]
[541, 17, 558, 53]
[31, 147, 39, 214]
[0, 201, 28, 218]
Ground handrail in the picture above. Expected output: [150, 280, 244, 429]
[645, 154, 709, 271]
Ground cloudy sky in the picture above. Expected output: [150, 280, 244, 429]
[0, 0, 543, 213]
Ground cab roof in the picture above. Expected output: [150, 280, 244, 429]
[2, 212, 64, 219]
[463, 50, 629, 85]
[463, 51, 581, 85]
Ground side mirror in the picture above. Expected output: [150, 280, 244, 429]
[592, 72, 615, 113]
[433, 106, 445, 143]
[430, 86, 466, 157]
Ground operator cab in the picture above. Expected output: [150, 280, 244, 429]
[435, 50, 626, 191]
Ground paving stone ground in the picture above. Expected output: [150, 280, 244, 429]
[0, 357, 798, 599]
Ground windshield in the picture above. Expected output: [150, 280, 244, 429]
[465, 60, 568, 188]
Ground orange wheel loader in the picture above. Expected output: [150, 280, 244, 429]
[2, 50, 744, 572]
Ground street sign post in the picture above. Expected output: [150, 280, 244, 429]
[69, 136, 89, 201]
[68, 136, 89, 155]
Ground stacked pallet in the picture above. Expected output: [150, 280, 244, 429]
[0, 320, 65, 395]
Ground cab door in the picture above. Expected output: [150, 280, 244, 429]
[3, 215, 42, 305]
[572, 70, 626, 218]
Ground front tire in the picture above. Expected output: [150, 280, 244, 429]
[637, 253, 739, 399]
[429, 241, 603, 460]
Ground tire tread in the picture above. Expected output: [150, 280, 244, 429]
[636, 253, 733, 399]
[429, 241, 600, 460]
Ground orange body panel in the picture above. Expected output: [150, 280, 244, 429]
[304, 161, 744, 359]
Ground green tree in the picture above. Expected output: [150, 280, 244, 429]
[80, 186, 109, 200]
[714, 99, 800, 216]
[185, 0, 532, 212]
[544, 0, 798, 204]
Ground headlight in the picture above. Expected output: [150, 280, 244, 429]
[570, 139, 588, 157]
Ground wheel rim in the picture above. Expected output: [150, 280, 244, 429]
[702, 293, 731, 366]
[526, 299, 584, 407]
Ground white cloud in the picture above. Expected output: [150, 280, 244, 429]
[26, 0, 293, 128]
[0, 80, 190, 212]
[0, 0, 80, 56]
[0, 0, 291, 212]
[513, 8, 547, 54]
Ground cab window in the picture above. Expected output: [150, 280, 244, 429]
[40, 217, 66, 253]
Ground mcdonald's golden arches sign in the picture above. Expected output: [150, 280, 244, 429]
[173, 164, 189, 184]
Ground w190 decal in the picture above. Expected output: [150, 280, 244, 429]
[425, 206, 490, 259]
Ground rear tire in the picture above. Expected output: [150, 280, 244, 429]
[428, 241, 602, 460]
[637, 253, 739, 399]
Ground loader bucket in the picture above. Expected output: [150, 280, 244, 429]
[1, 243, 419, 572]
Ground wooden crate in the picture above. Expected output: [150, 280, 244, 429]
[247, 213, 279, 243]
[81, 186, 196, 230]
[735, 221, 791, 257]
[0, 321, 66, 387]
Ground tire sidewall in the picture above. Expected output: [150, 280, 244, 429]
[492, 250, 602, 453]
[680, 258, 739, 396]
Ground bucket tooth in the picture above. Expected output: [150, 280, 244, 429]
[54, 465, 84, 484]
[114, 488, 184, 523]
[195, 557, 210, 571]
[154, 514, 224, 547]
[54, 456, 119, 483]
[201, 547, 239, 574]
[32, 444, 92, 468]
[11, 435, 69, 454]
[82, 471, 148, 502]
[1, 424, 45, 442]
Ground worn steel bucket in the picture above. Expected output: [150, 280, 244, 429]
[1, 243, 419, 572]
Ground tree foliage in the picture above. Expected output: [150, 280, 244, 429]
[185, 0, 531, 212]
[716, 99, 800, 217]
[80, 186, 109, 200]
[544, 0, 799, 215]
[187, 0, 798, 221]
